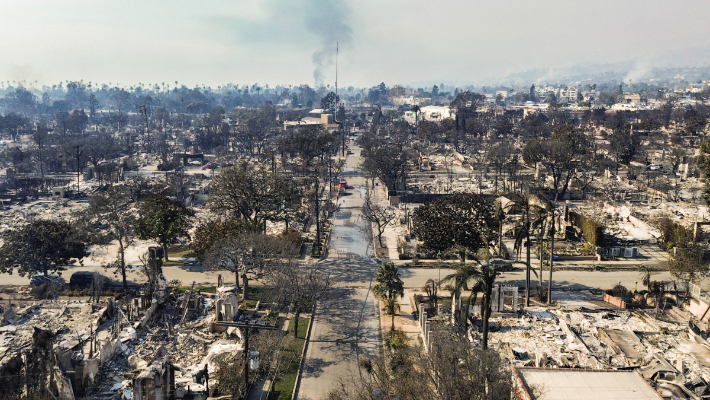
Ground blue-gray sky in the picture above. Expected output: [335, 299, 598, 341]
[2, 0, 710, 88]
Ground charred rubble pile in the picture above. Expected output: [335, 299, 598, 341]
[487, 306, 710, 399]
[0, 296, 121, 400]
[88, 280, 277, 400]
[0, 265, 263, 400]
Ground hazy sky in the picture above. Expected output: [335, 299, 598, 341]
[2, 0, 710, 89]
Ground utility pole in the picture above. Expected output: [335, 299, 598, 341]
[215, 320, 277, 393]
[335, 41, 338, 97]
[139, 104, 149, 149]
[314, 170, 321, 256]
[75, 145, 82, 193]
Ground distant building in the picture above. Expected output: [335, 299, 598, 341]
[624, 93, 642, 104]
[611, 103, 638, 112]
[535, 86, 557, 102]
[558, 87, 578, 102]
[417, 105, 454, 121]
[393, 96, 432, 107]
[582, 90, 598, 102]
[283, 110, 337, 130]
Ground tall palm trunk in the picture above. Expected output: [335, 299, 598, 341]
[526, 228, 531, 307]
[538, 231, 544, 288]
[119, 238, 127, 289]
[482, 281, 493, 349]
[242, 271, 249, 300]
[547, 222, 555, 304]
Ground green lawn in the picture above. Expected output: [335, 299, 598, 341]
[268, 317, 310, 400]
[240, 286, 266, 309]
[163, 248, 193, 266]
[173, 285, 216, 294]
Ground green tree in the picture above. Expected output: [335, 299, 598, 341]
[320, 91, 340, 115]
[441, 261, 498, 349]
[449, 91, 485, 135]
[669, 241, 708, 283]
[0, 220, 87, 277]
[373, 262, 404, 331]
[281, 126, 337, 169]
[7, 87, 37, 117]
[134, 195, 194, 261]
[477, 264, 498, 349]
[233, 104, 277, 155]
[66, 109, 88, 134]
[0, 112, 30, 141]
[411, 193, 498, 262]
[410, 104, 421, 128]
[441, 263, 481, 331]
[191, 219, 259, 260]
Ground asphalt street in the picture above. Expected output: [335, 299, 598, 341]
[294, 146, 382, 400]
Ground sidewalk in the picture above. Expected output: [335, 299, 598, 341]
[378, 289, 427, 349]
[369, 183, 402, 260]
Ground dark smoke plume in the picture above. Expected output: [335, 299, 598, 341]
[306, 0, 352, 87]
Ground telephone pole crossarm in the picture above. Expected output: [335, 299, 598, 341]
[214, 320, 279, 391]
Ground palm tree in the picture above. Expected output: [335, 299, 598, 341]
[529, 194, 556, 304]
[508, 192, 534, 306]
[441, 261, 498, 349]
[410, 104, 421, 128]
[441, 263, 482, 331]
[638, 264, 652, 292]
[478, 264, 498, 349]
[373, 262, 404, 331]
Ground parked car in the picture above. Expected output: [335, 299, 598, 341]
[488, 258, 513, 271]
[70, 272, 111, 290]
[30, 274, 65, 286]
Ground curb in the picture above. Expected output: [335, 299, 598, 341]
[291, 305, 316, 400]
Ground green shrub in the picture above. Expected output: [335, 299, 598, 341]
[387, 330, 408, 351]
[606, 284, 633, 302]
[569, 211, 605, 246]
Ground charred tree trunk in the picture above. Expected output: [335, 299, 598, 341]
[242, 272, 249, 300]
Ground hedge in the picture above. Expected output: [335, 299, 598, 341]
[569, 211, 605, 247]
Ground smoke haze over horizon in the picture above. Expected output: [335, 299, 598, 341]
[2, 0, 710, 89]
